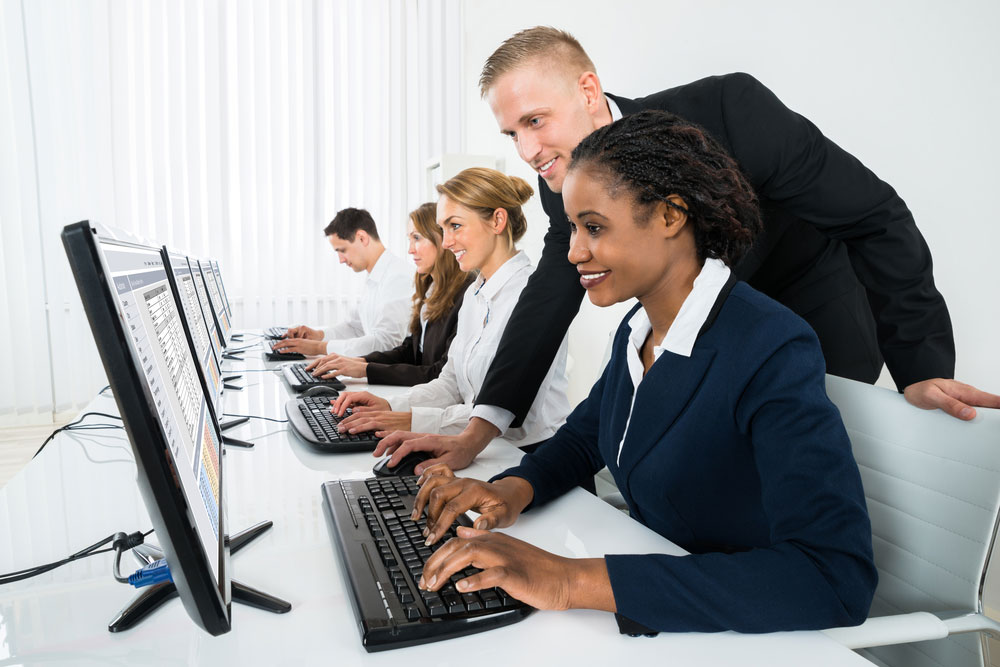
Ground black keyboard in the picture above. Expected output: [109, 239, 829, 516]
[322, 477, 532, 651]
[266, 340, 305, 361]
[285, 396, 380, 452]
[282, 362, 346, 392]
[265, 326, 287, 339]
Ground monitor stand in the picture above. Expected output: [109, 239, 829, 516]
[108, 520, 290, 632]
[222, 435, 254, 449]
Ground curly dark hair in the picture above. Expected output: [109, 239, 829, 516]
[568, 110, 761, 266]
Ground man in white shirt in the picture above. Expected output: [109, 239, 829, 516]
[274, 207, 413, 357]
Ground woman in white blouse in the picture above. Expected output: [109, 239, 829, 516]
[332, 167, 570, 454]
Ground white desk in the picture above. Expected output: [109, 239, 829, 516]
[0, 344, 873, 665]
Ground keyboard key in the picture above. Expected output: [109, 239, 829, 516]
[462, 593, 483, 611]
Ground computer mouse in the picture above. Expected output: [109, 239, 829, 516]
[301, 385, 340, 398]
[373, 451, 433, 478]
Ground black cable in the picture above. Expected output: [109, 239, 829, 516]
[0, 529, 152, 586]
[222, 412, 289, 424]
[99, 384, 112, 395]
[33, 412, 124, 459]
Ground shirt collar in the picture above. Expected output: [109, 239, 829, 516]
[606, 95, 623, 122]
[474, 251, 530, 302]
[626, 258, 731, 360]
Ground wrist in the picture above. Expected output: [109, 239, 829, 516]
[458, 417, 500, 455]
[566, 558, 616, 612]
[360, 362, 368, 378]
[492, 476, 534, 515]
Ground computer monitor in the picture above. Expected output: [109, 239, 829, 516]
[187, 256, 226, 362]
[195, 259, 232, 346]
[209, 259, 234, 319]
[61, 222, 230, 636]
[164, 249, 224, 408]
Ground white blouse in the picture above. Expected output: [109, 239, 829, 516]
[388, 251, 570, 448]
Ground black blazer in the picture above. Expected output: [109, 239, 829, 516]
[476, 72, 954, 426]
[363, 276, 473, 386]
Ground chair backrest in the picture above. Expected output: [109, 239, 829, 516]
[825, 375, 1000, 667]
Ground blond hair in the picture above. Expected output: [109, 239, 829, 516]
[479, 26, 596, 97]
[436, 167, 534, 250]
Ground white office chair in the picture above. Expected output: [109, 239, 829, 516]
[822, 374, 1000, 667]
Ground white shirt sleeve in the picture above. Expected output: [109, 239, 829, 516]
[324, 291, 409, 356]
[323, 256, 413, 356]
[388, 354, 464, 433]
[470, 404, 516, 435]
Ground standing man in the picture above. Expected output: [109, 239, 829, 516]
[377, 27, 1000, 474]
[274, 207, 413, 357]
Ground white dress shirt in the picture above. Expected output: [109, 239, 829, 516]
[322, 249, 414, 356]
[389, 251, 571, 448]
[616, 258, 731, 465]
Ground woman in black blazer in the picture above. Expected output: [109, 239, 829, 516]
[306, 203, 472, 385]
[407, 112, 876, 634]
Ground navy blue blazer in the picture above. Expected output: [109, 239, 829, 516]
[496, 282, 877, 633]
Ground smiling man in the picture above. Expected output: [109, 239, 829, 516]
[374, 26, 1000, 475]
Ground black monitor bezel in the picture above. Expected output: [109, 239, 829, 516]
[61, 221, 231, 636]
[209, 259, 234, 319]
[194, 258, 230, 348]
[164, 248, 224, 407]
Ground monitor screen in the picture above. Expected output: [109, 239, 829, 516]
[165, 250, 223, 407]
[188, 256, 225, 360]
[210, 260, 234, 318]
[61, 222, 230, 635]
[198, 260, 231, 341]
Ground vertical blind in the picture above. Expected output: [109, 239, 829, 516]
[0, 0, 463, 425]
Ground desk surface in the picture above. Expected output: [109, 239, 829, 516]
[0, 343, 872, 666]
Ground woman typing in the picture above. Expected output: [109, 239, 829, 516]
[332, 168, 571, 453]
[408, 111, 876, 633]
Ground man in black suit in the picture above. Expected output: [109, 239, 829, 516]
[377, 26, 1000, 474]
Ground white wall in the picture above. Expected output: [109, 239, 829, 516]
[460, 0, 1000, 404]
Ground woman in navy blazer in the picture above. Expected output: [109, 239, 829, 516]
[409, 111, 877, 633]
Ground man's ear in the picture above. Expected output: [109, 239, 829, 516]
[578, 71, 604, 114]
[355, 229, 370, 246]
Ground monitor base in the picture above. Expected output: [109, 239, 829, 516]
[108, 520, 290, 633]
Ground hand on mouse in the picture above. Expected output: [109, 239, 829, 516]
[338, 410, 411, 434]
[331, 391, 390, 416]
[412, 473, 534, 545]
[416, 527, 615, 613]
[370, 418, 501, 475]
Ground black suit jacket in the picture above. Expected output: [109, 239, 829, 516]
[363, 276, 473, 386]
[476, 73, 954, 426]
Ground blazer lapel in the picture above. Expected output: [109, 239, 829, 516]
[616, 347, 716, 478]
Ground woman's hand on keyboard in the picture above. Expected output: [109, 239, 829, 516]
[412, 474, 534, 545]
[331, 391, 390, 415]
[417, 528, 615, 612]
[307, 354, 367, 378]
[338, 410, 411, 434]
[272, 337, 326, 355]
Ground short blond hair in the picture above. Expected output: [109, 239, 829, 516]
[479, 26, 596, 97]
